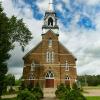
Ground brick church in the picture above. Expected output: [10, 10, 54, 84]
[22, 0, 77, 88]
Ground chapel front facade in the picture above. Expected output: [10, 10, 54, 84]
[22, 1, 77, 88]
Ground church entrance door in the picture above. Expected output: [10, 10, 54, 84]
[45, 71, 54, 88]
[65, 80, 70, 86]
[65, 75, 70, 86]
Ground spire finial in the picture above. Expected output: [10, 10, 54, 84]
[48, 0, 54, 11]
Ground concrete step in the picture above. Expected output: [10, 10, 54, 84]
[43, 88, 56, 97]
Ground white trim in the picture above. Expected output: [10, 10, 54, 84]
[31, 61, 35, 71]
[25, 64, 76, 68]
[45, 71, 54, 79]
[22, 78, 76, 81]
[65, 61, 69, 71]
[46, 51, 55, 63]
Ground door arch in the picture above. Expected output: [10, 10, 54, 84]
[45, 71, 54, 88]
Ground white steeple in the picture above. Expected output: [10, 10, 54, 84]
[49, 0, 54, 11]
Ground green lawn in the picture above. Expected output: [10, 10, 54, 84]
[86, 96, 100, 100]
[2, 96, 100, 100]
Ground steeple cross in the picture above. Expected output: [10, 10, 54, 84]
[48, 0, 54, 11]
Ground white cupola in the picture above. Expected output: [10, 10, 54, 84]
[42, 0, 59, 34]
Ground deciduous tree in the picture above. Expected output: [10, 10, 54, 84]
[0, 3, 32, 98]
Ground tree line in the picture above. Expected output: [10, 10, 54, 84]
[78, 75, 100, 86]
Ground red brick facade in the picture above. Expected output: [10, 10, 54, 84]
[22, 30, 77, 88]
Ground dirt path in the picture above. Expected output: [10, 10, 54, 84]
[42, 97, 58, 100]
[83, 89, 100, 96]
[1, 94, 17, 99]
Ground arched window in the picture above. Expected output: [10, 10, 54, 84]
[65, 61, 69, 71]
[29, 72, 34, 80]
[48, 17, 53, 26]
[46, 51, 54, 63]
[65, 75, 70, 80]
[46, 51, 49, 63]
[31, 61, 35, 71]
[45, 71, 54, 79]
[48, 38, 52, 47]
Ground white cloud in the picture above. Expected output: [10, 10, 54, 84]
[1, 0, 100, 79]
[36, 0, 49, 12]
[8, 67, 23, 79]
[56, 3, 63, 12]
[85, 0, 100, 5]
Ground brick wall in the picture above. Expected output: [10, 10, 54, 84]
[22, 30, 77, 88]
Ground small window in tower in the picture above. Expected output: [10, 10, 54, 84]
[48, 17, 53, 26]
[48, 38, 52, 47]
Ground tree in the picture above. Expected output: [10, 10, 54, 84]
[6, 74, 15, 91]
[0, 3, 32, 98]
[17, 89, 36, 100]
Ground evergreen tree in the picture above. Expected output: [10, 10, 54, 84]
[0, 3, 32, 98]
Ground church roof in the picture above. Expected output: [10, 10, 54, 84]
[23, 32, 76, 60]
[23, 41, 42, 59]
[58, 42, 77, 60]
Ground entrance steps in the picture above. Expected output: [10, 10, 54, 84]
[43, 88, 56, 97]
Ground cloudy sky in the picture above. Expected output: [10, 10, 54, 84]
[1, 0, 100, 79]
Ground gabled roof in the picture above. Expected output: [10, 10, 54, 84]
[58, 42, 77, 60]
[23, 30, 76, 61]
[23, 41, 42, 59]
[42, 29, 59, 36]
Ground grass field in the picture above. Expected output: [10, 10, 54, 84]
[86, 96, 100, 100]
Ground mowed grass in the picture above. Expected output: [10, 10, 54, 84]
[86, 96, 100, 100]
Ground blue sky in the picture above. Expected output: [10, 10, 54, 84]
[12, 0, 98, 30]
[1, 0, 100, 79]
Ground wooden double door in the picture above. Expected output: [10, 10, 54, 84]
[45, 79, 54, 88]
[65, 80, 70, 86]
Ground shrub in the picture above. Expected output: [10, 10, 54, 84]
[55, 83, 86, 100]
[55, 83, 69, 99]
[65, 89, 86, 100]
[72, 83, 79, 90]
[19, 82, 26, 90]
[32, 83, 43, 100]
[17, 89, 36, 100]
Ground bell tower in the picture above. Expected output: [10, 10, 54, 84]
[42, 0, 59, 34]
